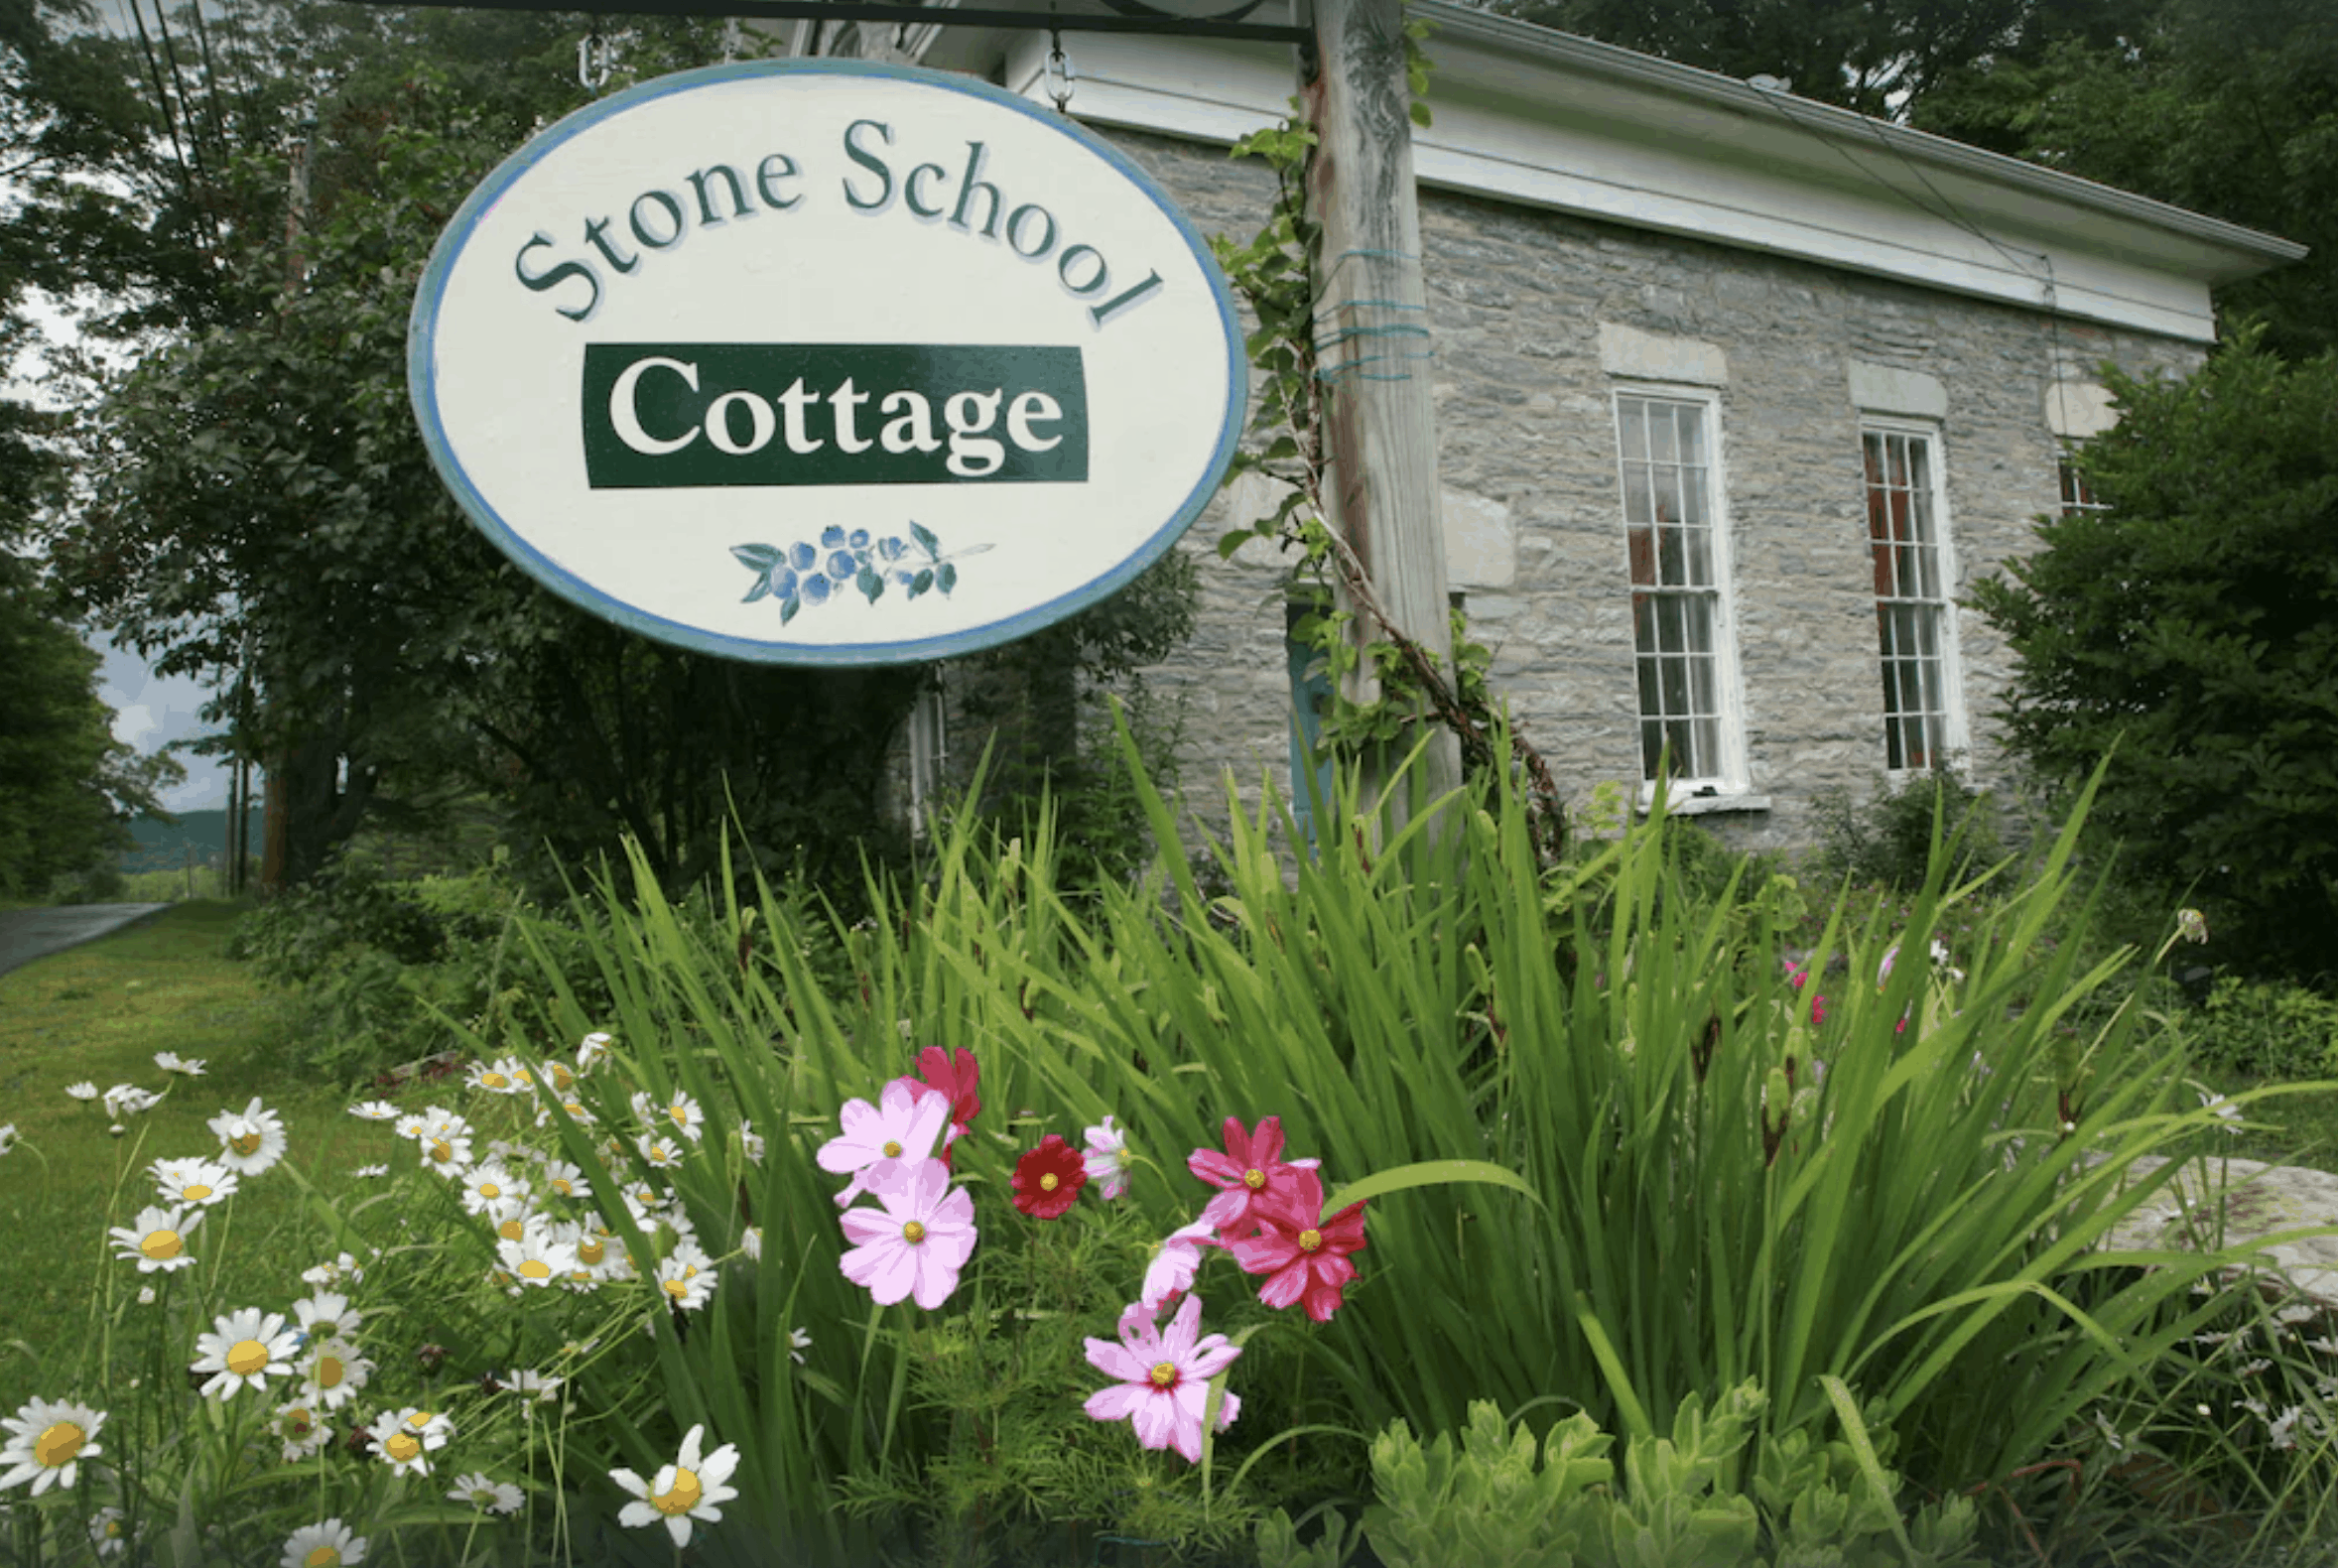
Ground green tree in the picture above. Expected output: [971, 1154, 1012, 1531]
[1914, 0, 2338, 359]
[1968, 330, 2338, 983]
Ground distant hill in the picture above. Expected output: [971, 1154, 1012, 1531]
[121, 809, 263, 873]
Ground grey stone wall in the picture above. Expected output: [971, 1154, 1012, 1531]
[1040, 128, 2204, 849]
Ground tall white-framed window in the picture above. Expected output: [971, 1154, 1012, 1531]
[2057, 452, 2110, 517]
[1859, 423, 1966, 772]
[1612, 387, 1743, 794]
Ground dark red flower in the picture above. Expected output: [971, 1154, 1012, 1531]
[1229, 1166, 1368, 1323]
[891, 1047, 980, 1171]
[1011, 1134, 1087, 1220]
[1188, 1115, 1319, 1245]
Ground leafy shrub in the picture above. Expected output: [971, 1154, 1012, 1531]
[2181, 976, 2338, 1082]
[1810, 766, 2003, 891]
[1970, 331, 2338, 985]
[1258, 1383, 1982, 1568]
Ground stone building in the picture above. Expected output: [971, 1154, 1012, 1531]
[893, 2, 2302, 846]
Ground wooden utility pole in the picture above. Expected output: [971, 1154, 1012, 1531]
[1300, 0, 1462, 823]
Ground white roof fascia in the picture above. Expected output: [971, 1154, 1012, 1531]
[968, 3, 2300, 344]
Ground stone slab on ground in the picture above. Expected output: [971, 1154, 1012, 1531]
[2100, 1154, 2338, 1311]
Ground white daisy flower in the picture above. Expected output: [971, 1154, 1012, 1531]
[564, 1220, 626, 1282]
[538, 1058, 579, 1095]
[610, 1423, 740, 1549]
[208, 1097, 288, 1176]
[88, 1504, 130, 1557]
[292, 1291, 362, 1341]
[496, 1227, 579, 1288]
[458, 1163, 531, 1218]
[466, 1058, 525, 1095]
[278, 1518, 366, 1568]
[103, 1084, 162, 1118]
[655, 1254, 716, 1313]
[660, 1092, 708, 1143]
[367, 1407, 453, 1476]
[737, 1117, 765, 1165]
[391, 1111, 433, 1141]
[483, 1137, 534, 1167]
[414, 1110, 473, 1175]
[536, 1096, 597, 1129]
[577, 1032, 613, 1072]
[190, 1308, 301, 1399]
[108, 1204, 201, 1273]
[352, 1164, 389, 1179]
[271, 1399, 332, 1462]
[0, 1398, 105, 1494]
[789, 1327, 811, 1365]
[300, 1252, 366, 1289]
[539, 1160, 590, 1200]
[484, 1196, 541, 1245]
[153, 1052, 206, 1076]
[740, 1226, 762, 1262]
[0, 1124, 15, 1156]
[497, 1370, 564, 1405]
[136, 1286, 156, 1305]
[299, 1338, 372, 1410]
[347, 1101, 400, 1122]
[448, 1472, 524, 1513]
[619, 1181, 669, 1222]
[65, 1081, 98, 1102]
[635, 1132, 689, 1170]
[150, 1156, 238, 1208]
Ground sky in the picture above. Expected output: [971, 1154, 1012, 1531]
[94, 634, 241, 813]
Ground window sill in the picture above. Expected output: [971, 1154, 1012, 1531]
[1637, 791, 1772, 818]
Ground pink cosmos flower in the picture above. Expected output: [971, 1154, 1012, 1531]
[889, 1047, 979, 1169]
[1082, 1293, 1241, 1464]
[1082, 1116, 1129, 1200]
[819, 1080, 952, 1208]
[1140, 1219, 1219, 1311]
[1188, 1116, 1320, 1243]
[1229, 1166, 1367, 1323]
[838, 1158, 976, 1309]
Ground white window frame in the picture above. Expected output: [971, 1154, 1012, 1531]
[1609, 383, 1749, 805]
[1858, 418, 1970, 777]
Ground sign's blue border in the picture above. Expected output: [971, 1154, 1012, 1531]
[407, 59, 1246, 667]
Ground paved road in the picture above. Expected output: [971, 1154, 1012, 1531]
[0, 904, 173, 983]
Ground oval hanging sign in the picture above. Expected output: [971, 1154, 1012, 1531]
[409, 60, 1245, 665]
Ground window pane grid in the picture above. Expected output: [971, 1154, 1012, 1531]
[1863, 430, 1950, 771]
[1620, 394, 1724, 782]
[2058, 456, 2108, 517]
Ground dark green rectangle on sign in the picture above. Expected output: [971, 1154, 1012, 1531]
[582, 343, 1089, 488]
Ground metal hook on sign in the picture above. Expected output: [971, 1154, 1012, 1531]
[1043, 25, 1075, 113]
[578, 23, 614, 92]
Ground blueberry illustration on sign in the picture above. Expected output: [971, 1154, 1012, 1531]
[408, 61, 1243, 667]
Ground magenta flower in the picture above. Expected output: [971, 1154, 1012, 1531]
[1082, 1293, 1242, 1463]
[889, 1046, 980, 1170]
[1229, 1166, 1367, 1323]
[819, 1079, 952, 1208]
[838, 1159, 976, 1309]
[1188, 1116, 1319, 1244]
[1139, 1219, 1219, 1311]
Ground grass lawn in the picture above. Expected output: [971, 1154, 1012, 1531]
[0, 901, 403, 1415]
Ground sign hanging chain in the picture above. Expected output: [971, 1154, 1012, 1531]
[1043, 18, 1074, 113]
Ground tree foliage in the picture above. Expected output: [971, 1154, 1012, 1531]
[1969, 331, 2338, 983]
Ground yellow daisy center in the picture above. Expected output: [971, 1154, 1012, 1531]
[902, 1221, 927, 1244]
[1243, 1168, 1265, 1190]
[653, 1467, 703, 1515]
[230, 1131, 262, 1156]
[663, 1278, 691, 1299]
[480, 1072, 509, 1090]
[140, 1229, 182, 1261]
[498, 1219, 525, 1242]
[305, 1546, 342, 1568]
[564, 1101, 586, 1118]
[316, 1357, 345, 1388]
[579, 1238, 605, 1265]
[549, 1064, 575, 1091]
[480, 1181, 502, 1198]
[406, 1410, 433, 1430]
[285, 1408, 314, 1436]
[669, 1107, 690, 1128]
[225, 1338, 270, 1376]
[429, 1139, 454, 1162]
[1298, 1229, 1323, 1253]
[183, 1183, 211, 1202]
[514, 1068, 532, 1085]
[1149, 1363, 1177, 1387]
[881, 1140, 902, 1158]
[33, 1420, 83, 1468]
[553, 1178, 574, 1196]
[1039, 1173, 1059, 1191]
[520, 1258, 553, 1279]
[384, 1432, 421, 1463]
